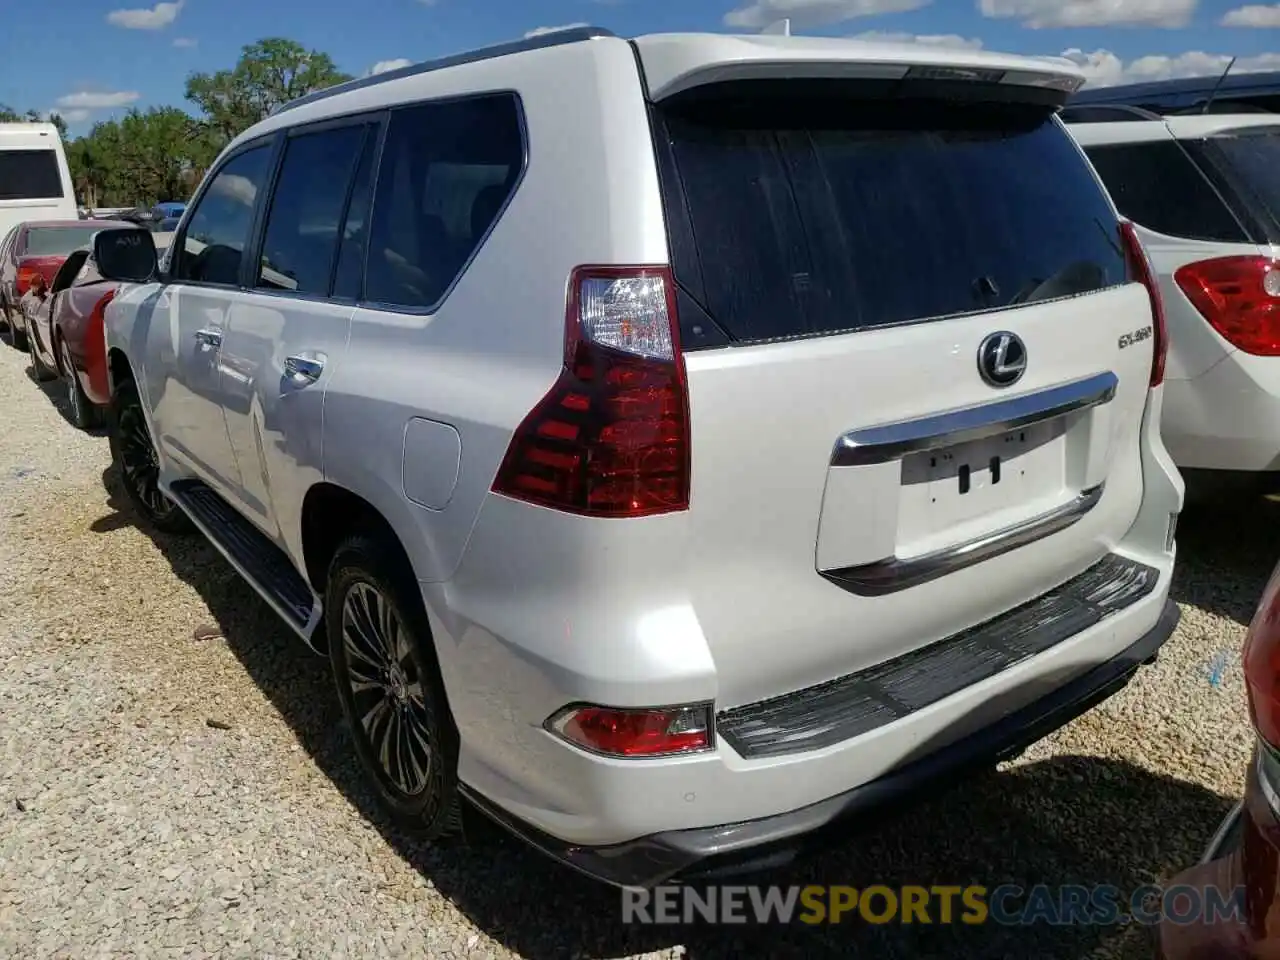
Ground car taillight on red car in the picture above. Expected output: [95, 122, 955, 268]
[15, 264, 41, 297]
[1120, 221, 1168, 387]
[491, 266, 691, 517]
[1174, 256, 1280, 357]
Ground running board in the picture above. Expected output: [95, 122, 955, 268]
[168, 479, 319, 639]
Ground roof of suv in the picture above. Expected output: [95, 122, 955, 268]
[1070, 71, 1280, 105]
[1066, 111, 1280, 145]
[238, 28, 1086, 152]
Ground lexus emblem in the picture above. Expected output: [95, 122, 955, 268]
[977, 331, 1027, 388]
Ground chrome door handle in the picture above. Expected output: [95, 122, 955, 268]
[284, 355, 324, 382]
[194, 328, 222, 348]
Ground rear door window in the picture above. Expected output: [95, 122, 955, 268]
[1082, 141, 1248, 243]
[255, 123, 369, 295]
[0, 150, 63, 200]
[655, 87, 1129, 346]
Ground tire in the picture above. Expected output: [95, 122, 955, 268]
[59, 338, 101, 430]
[106, 377, 193, 534]
[327, 533, 462, 840]
[27, 327, 55, 382]
[10, 310, 28, 351]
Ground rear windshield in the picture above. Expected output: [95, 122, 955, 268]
[1188, 127, 1280, 240]
[0, 149, 64, 201]
[654, 86, 1128, 346]
[24, 226, 98, 256]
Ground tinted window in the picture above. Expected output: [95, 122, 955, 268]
[1192, 128, 1280, 238]
[174, 145, 273, 286]
[1083, 142, 1246, 243]
[656, 88, 1129, 345]
[332, 131, 379, 300]
[257, 125, 368, 295]
[365, 94, 523, 309]
[0, 150, 63, 200]
[24, 226, 102, 256]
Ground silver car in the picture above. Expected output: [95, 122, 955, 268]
[90, 28, 1183, 886]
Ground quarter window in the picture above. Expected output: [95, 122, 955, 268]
[173, 145, 273, 286]
[256, 124, 369, 295]
[364, 94, 523, 310]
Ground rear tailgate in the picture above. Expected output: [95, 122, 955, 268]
[637, 40, 1158, 708]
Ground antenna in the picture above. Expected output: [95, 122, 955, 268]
[761, 18, 791, 36]
[1201, 56, 1238, 114]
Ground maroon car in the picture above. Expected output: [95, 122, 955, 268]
[0, 218, 135, 351]
[22, 233, 169, 430]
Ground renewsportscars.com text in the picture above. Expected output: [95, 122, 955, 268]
[621, 883, 1245, 927]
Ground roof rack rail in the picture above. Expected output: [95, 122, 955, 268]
[1059, 103, 1163, 124]
[274, 26, 618, 117]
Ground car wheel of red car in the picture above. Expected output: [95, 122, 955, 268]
[10, 311, 28, 351]
[27, 328, 55, 382]
[59, 339, 100, 430]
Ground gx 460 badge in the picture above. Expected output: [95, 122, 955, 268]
[1118, 326, 1153, 349]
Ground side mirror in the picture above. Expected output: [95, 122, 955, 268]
[93, 227, 158, 283]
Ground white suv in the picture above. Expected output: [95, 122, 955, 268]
[88, 29, 1182, 886]
[1067, 111, 1280, 502]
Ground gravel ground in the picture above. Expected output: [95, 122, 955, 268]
[0, 334, 1266, 959]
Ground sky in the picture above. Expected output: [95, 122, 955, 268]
[3, 0, 1280, 136]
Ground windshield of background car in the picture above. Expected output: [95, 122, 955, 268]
[23, 226, 102, 257]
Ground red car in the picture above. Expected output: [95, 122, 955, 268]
[1159, 561, 1280, 959]
[20, 232, 167, 430]
[0, 218, 135, 352]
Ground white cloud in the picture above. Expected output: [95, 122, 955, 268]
[368, 58, 412, 76]
[106, 0, 184, 30]
[851, 29, 984, 49]
[55, 91, 141, 109]
[172, 36, 197, 48]
[1062, 47, 1280, 86]
[725, 0, 930, 30]
[979, 0, 1195, 28]
[1221, 4, 1280, 25]
[524, 23, 590, 37]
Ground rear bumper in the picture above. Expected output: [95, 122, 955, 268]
[463, 599, 1179, 888]
[1162, 357, 1280, 473]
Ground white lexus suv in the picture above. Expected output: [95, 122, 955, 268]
[88, 29, 1182, 886]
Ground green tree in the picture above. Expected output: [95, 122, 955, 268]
[0, 104, 68, 139]
[185, 37, 352, 144]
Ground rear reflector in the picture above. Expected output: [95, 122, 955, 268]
[1174, 255, 1280, 357]
[546, 703, 713, 757]
[491, 266, 691, 517]
[1120, 222, 1168, 386]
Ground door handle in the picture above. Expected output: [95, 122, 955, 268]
[194, 328, 222, 348]
[284, 355, 324, 383]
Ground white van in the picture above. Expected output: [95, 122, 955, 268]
[0, 123, 77, 238]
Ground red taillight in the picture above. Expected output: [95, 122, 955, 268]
[547, 703, 712, 757]
[1244, 563, 1280, 748]
[491, 266, 690, 517]
[1174, 255, 1280, 357]
[1120, 221, 1168, 387]
[15, 265, 40, 296]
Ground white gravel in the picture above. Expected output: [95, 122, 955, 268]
[0, 336, 1262, 959]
